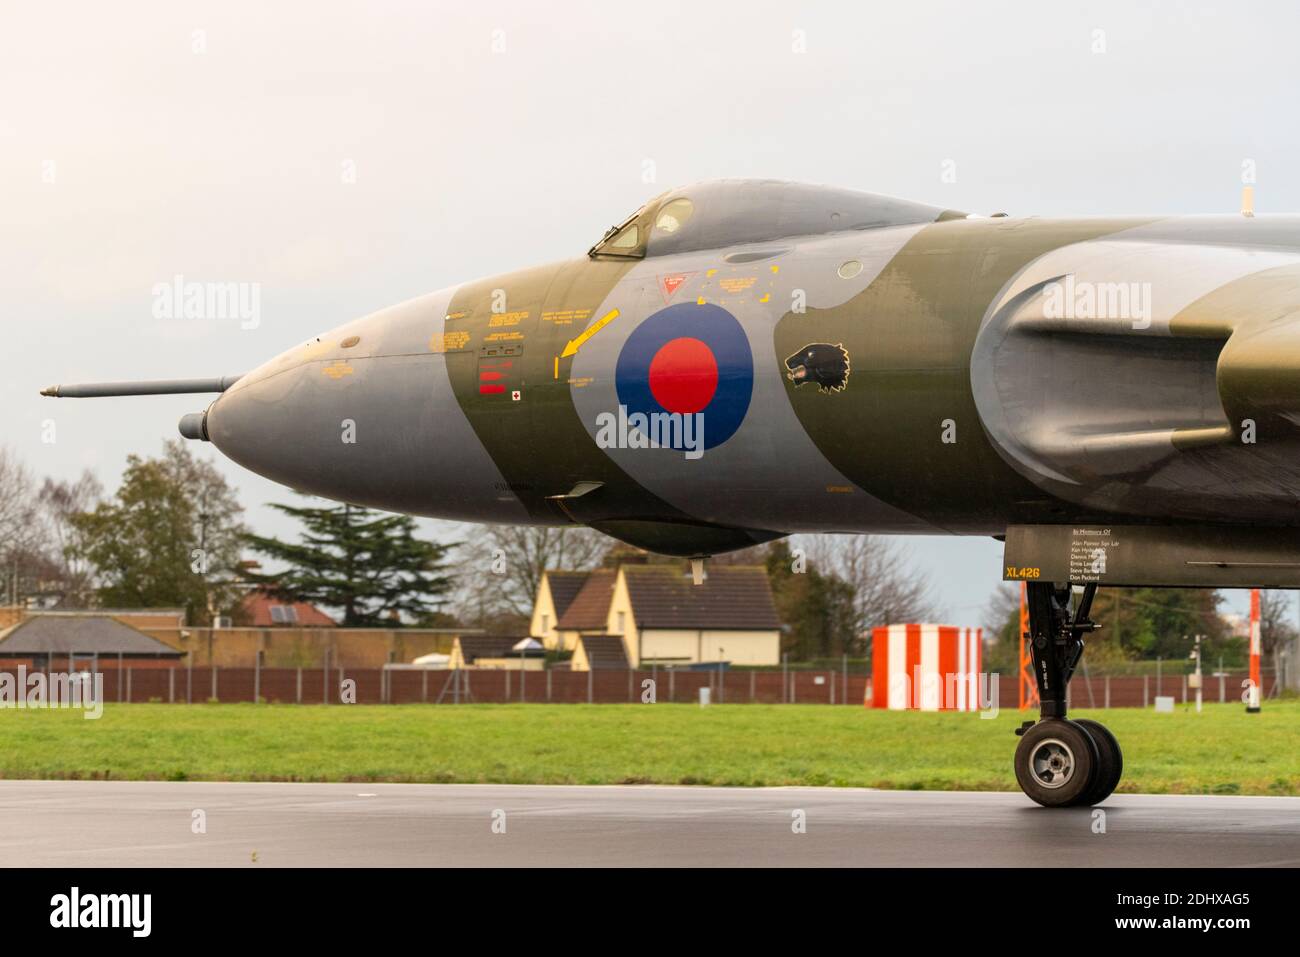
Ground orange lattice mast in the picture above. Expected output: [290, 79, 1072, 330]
[1018, 581, 1039, 711]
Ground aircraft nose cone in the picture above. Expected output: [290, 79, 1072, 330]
[206, 358, 319, 488]
[207, 343, 417, 509]
[205, 291, 530, 522]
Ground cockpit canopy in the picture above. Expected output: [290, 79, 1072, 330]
[589, 178, 956, 259]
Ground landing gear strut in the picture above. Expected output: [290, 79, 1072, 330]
[1013, 581, 1123, 807]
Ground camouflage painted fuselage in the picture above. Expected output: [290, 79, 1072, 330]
[206, 179, 1300, 558]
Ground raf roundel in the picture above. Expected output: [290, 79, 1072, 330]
[614, 302, 753, 451]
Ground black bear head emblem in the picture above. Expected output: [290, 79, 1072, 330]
[785, 342, 850, 393]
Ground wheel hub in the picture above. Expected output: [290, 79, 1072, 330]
[1029, 737, 1075, 789]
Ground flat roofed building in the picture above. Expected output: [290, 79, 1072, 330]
[448, 635, 544, 670]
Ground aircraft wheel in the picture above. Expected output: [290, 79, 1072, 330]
[1071, 718, 1123, 806]
[1014, 719, 1099, 807]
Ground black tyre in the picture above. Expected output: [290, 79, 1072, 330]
[1013, 718, 1099, 807]
[1072, 718, 1123, 806]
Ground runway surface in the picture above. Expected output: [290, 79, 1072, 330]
[0, 780, 1296, 867]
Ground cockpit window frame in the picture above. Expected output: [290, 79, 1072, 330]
[587, 189, 675, 260]
[588, 207, 648, 260]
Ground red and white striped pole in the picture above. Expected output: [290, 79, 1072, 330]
[1247, 588, 1262, 713]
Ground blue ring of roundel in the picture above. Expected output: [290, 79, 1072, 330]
[614, 301, 753, 451]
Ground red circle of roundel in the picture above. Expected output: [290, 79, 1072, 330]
[647, 337, 718, 414]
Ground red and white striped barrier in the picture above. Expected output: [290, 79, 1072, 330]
[1247, 589, 1262, 713]
[869, 624, 983, 711]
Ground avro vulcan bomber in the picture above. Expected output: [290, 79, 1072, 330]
[45, 178, 1300, 806]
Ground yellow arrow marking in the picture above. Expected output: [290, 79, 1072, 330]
[560, 308, 619, 358]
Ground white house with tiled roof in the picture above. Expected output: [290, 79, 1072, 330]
[533, 564, 782, 669]
[529, 570, 591, 650]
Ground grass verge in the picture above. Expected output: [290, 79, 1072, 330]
[1, 701, 1295, 794]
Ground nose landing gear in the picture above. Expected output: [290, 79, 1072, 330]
[1013, 581, 1123, 807]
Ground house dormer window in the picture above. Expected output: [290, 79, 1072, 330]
[269, 605, 298, 624]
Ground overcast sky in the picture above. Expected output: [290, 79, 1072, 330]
[5, 0, 1299, 622]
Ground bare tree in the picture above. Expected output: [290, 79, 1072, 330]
[983, 582, 1020, 636]
[36, 470, 104, 607]
[979, 582, 1022, 672]
[0, 447, 42, 605]
[0, 448, 39, 550]
[797, 533, 937, 640]
[451, 524, 609, 627]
